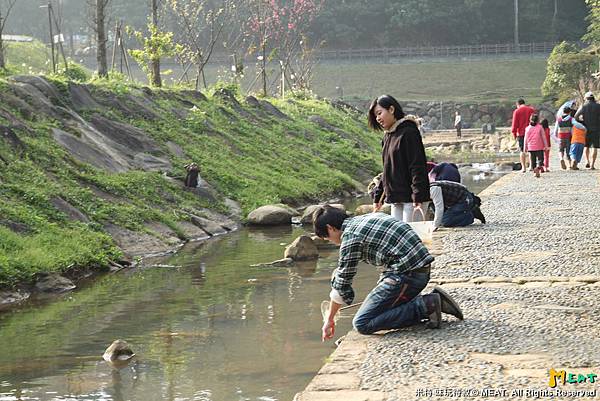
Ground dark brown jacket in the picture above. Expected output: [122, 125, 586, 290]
[381, 118, 431, 204]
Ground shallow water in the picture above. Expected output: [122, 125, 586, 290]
[0, 168, 507, 401]
[0, 226, 380, 401]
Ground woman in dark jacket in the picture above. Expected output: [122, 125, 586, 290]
[368, 95, 430, 222]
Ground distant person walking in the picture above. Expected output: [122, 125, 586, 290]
[454, 111, 462, 138]
[523, 114, 549, 178]
[556, 107, 574, 169]
[511, 98, 536, 173]
[541, 119, 551, 172]
[368, 95, 430, 223]
[575, 91, 600, 169]
[569, 119, 587, 170]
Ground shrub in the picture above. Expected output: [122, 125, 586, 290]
[541, 42, 597, 105]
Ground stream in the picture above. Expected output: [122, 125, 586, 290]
[0, 163, 510, 401]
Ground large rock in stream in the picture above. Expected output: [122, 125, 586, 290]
[247, 205, 295, 226]
[284, 235, 319, 260]
[300, 204, 346, 225]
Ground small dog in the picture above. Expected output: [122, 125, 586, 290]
[184, 162, 199, 188]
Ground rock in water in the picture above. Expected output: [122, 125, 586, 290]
[103, 339, 135, 362]
[284, 235, 318, 260]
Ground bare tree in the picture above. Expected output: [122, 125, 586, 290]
[0, 0, 17, 70]
[168, 0, 231, 90]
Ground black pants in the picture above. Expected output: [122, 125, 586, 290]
[529, 150, 544, 169]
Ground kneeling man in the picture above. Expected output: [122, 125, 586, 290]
[314, 206, 463, 341]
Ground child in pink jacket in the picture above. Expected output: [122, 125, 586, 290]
[541, 119, 551, 172]
[524, 114, 549, 178]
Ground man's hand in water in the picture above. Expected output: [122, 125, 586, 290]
[322, 300, 342, 341]
[322, 319, 335, 341]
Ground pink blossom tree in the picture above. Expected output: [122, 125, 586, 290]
[244, 0, 323, 96]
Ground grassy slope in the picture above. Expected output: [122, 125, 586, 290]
[314, 58, 548, 102]
[0, 79, 380, 287]
[3, 40, 53, 75]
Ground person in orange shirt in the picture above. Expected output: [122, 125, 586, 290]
[569, 120, 587, 170]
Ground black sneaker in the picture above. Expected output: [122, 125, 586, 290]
[423, 293, 441, 329]
[432, 286, 464, 320]
[472, 206, 486, 224]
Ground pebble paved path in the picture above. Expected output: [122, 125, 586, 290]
[295, 159, 600, 401]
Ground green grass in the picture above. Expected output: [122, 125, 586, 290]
[0, 78, 381, 287]
[194, 57, 547, 103]
[3, 40, 52, 75]
[314, 58, 548, 102]
[1, 40, 91, 80]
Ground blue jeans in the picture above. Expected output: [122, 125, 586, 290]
[352, 269, 430, 334]
[442, 194, 475, 227]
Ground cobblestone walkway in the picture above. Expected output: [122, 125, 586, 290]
[295, 161, 600, 401]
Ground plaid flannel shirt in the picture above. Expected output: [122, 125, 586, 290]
[331, 213, 434, 305]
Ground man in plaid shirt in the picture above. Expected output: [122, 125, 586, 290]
[314, 206, 463, 340]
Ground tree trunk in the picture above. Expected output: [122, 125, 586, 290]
[261, 42, 267, 97]
[514, 0, 519, 48]
[552, 0, 559, 41]
[0, 9, 4, 70]
[96, 0, 108, 77]
[150, 0, 162, 87]
[0, 38, 5, 70]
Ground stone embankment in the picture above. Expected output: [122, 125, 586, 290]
[295, 159, 600, 401]
[422, 129, 520, 155]
[346, 100, 557, 131]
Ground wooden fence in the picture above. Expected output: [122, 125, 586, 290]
[314, 42, 556, 62]
[208, 42, 556, 65]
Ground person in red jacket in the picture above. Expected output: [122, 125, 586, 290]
[511, 98, 536, 172]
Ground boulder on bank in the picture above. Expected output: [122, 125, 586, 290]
[284, 235, 319, 260]
[273, 203, 300, 216]
[0, 290, 30, 309]
[300, 204, 346, 225]
[355, 203, 391, 215]
[247, 205, 294, 225]
[34, 273, 76, 293]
